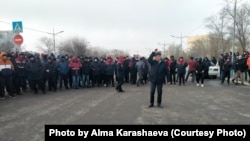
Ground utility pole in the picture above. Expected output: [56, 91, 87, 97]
[171, 33, 186, 53]
[158, 42, 168, 57]
[180, 32, 183, 52]
[232, 0, 237, 63]
[48, 28, 64, 54]
[53, 28, 55, 54]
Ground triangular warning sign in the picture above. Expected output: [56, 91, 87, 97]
[15, 23, 21, 32]
[12, 21, 23, 33]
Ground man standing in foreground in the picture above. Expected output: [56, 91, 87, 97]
[148, 49, 169, 108]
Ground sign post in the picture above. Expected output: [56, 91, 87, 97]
[12, 21, 23, 52]
[12, 21, 23, 33]
[13, 34, 23, 46]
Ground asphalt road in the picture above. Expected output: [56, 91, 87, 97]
[0, 79, 250, 141]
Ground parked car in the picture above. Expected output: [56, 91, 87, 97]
[208, 62, 219, 79]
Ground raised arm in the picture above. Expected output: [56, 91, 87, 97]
[148, 52, 155, 65]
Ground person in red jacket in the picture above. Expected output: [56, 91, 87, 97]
[185, 56, 196, 83]
[176, 57, 188, 86]
[247, 54, 250, 84]
[69, 56, 82, 89]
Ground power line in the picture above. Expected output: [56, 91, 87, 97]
[183, 4, 229, 37]
[0, 20, 52, 34]
[185, 22, 207, 36]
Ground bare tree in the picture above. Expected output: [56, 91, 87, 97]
[37, 37, 53, 54]
[58, 36, 129, 58]
[188, 39, 208, 58]
[206, 8, 231, 55]
[58, 37, 87, 56]
[166, 43, 186, 59]
[0, 41, 15, 52]
[225, 2, 250, 52]
[208, 34, 231, 58]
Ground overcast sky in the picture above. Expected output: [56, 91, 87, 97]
[0, 0, 227, 56]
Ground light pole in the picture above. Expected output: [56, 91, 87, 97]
[232, 0, 237, 63]
[170, 33, 187, 53]
[49, 28, 64, 54]
[145, 47, 153, 55]
[158, 42, 168, 57]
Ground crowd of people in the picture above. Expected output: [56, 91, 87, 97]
[0, 51, 149, 99]
[0, 50, 250, 100]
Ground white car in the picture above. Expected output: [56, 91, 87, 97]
[208, 62, 219, 79]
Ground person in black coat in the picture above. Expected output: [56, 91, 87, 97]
[115, 56, 125, 92]
[232, 55, 246, 85]
[123, 56, 130, 83]
[169, 56, 177, 85]
[218, 55, 225, 80]
[82, 57, 91, 88]
[90, 57, 101, 87]
[203, 57, 211, 79]
[195, 58, 205, 87]
[221, 57, 232, 85]
[25, 55, 45, 94]
[148, 49, 169, 108]
[44, 57, 57, 92]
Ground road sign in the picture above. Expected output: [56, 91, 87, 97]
[12, 21, 23, 33]
[13, 34, 23, 46]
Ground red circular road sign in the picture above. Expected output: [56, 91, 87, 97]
[13, 34, 23, 46]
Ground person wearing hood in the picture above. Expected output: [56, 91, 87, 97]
[211, 56, 217, 66]
[69, 56, 82, 89]
[135, 57, 146, 87]
[203, 57, 211, 79]
[0, 52, 15, 99]
[58, 56, 69, 89]
[45, 57, 57, 92]
[169, 55, 177, 85]
[148, 49, 169, 108]
[90, 57, 101, 87]
[81, 57, 91, 88]
[14, 52, 27, 94]
[195, 58, 205, 87]
[221, 57, 232, 85]
[176, 57, 188, 86]
[104, 56, 115, 87]
[115, 55, 125, 92]
[25, 54, 46, 94]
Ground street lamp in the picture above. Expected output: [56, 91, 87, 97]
[158, 42, 169, 57]
[170, 33, 188, 53]
[48, 28, 64, 54]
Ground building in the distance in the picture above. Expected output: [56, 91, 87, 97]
[186, 34, 212, 58]
[187, 34, 234, 59]
[186, 34, 210, 51]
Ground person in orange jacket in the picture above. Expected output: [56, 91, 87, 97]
[0, 52, 15, 99]
[247, 54, 250, 83]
